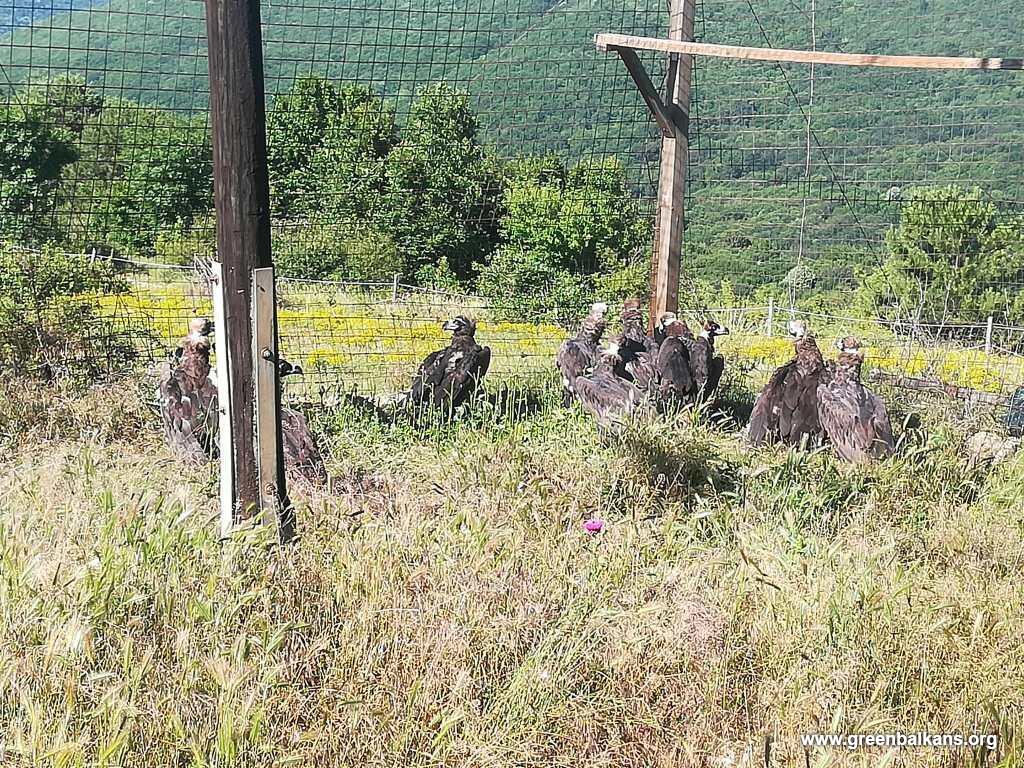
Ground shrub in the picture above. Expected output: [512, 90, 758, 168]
[273, 220, 401, 282]
[0, 244, 132, 382]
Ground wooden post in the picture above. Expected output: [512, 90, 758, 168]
[392, 273, 400, 303]
[205, 0, 285, 528]
[211, 262, 236, 539]
[253, 267, 293, 541]
[766, 296, 775, 337]
[649, 0, 695, 332]
[985, 316, 994, 354]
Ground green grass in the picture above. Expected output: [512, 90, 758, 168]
[1, 375, 1022, 766]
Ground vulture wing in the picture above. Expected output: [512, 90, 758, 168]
[576, 371, 638, 426]
[748, 361, 824, 448]
[817, 381, 892, 462]
[435, 343, 489, 411]
[748, 361, 794, 445]
[626, 351, 658, 395]
[656, 338, 695, 406]
[281, 407, 327, 486]
[411, 348, 448, 403]
[158, 369, 218, 462]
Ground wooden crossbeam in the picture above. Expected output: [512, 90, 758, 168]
[596, 34, 1024, 71]
[615, 47, 679, 137]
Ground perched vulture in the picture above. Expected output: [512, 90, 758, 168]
[686, 319, 730, 402]
[817, 337, 895, 462]
[556, 301, 609, 406]
[747, 319, 827, 449]
[575, 344, 643, 428]
[655, 316, 697, 409]
[613, 297, 648, 380]
[277, 359, 329, 486]
[158, 318, 219, 463]
[410, 315, 491, 415]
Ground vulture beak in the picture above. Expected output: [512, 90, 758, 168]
[716, 326, 731, 336]
[442, 319, 461, 332]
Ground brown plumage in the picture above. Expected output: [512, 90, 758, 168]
[613, 297, 648, 381]
[655, 316, 697, 409]
[281, 406, 328, 486]
[683, 319, 730, 402]
[410, 316, 491, 415]
[748, 320, 827, 449]
[158, 318, 219, 462]
[556, 301, 609, 406]
[575, 344, 642, 428]
[817, 337, 895, 462]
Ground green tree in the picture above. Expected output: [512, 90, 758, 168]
[477, 156, 647, 321]
[74, 100, 212, 254]
[857, 185, 1024, 324]
[26, 74, 104, 137]
[266, 76, 343, 216]
[0, 102, 78, 242]
[381, 84, 498, 283]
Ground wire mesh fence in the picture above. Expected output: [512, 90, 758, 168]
[2, 0, 1024, 405]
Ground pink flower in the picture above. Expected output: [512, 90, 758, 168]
[583, 518, 604, 533]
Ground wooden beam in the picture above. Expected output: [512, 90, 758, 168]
[615, 47, 676, 137]
[252, 266, 292, 542]
[205, 0, 274, 523]
[596, 34, 1024, 71]
[211, 261, 236, 540]
[648, 0, 694, 331]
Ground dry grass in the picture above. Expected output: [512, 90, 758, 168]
[1, 379, 1023, 767]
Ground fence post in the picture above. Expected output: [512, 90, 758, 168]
[210, 262, 236, 539]
[648, 0, 695, 332]
[392, 273, 400, 303]
[985, 315, 994, 354]
[766, 296, 775, 337]
[205, 0, 287, 534]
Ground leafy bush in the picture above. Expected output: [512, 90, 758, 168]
[380, 84, 499, 282]
[477, 156, 647, 321]
[0, 101, 78, 242]
[154, 217, 216, 267]
[0, 245, 131, 382]
[273, 220, 401, 282]
[857, 185, 1024, 324]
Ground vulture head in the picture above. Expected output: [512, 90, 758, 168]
[599, 343, 623, 366]
[442, 315, 477, 338]
[788, 319, 809, 339]
[661, 315, 690, 338]
[836, 336, 862, 354]
[277, 358, 304, 378]
[590, 301, 610, 318]
[184, 318, 214, 350]
[700, 319, 730, 340]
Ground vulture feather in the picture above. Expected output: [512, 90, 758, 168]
[613, 297, 648, 381]
[683, 318, 730, 402]
[575, 344, 642, 428]
[747, 320, 827, 449]
[556, 301, 609, 406]
[817, 337, 895, 462]
[655, 317, 697, 409]
[158, 319, 219, 463]
[410, 315, 491, 415]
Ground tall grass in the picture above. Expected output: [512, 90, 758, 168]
[0, 379, 1022, 766]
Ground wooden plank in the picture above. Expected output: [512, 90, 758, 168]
[615, 47, 675, 137]
[648, 0, 694, 331]
[204, 0, 274, 522]
[252, 266, 291, 540]
[210, 261, 236, 539]
[596, 34, 1024, 70]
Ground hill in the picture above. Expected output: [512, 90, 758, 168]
[2, 0, 1023, 295]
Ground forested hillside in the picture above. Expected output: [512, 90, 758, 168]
[2, 0, 1024, 319]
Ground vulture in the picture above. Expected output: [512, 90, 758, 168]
[685, 319, 730, 402]
[277, 360, 329, 487]
[575, 344, 643, 429]
[747, 319, 827, 449]
[158, 321, 329, 486]
[410, 315, 491, 415]
[613, 297, 648, 380]
[556, 301, 609, 406]
[655, 315, 697, 409]
[817, 337, 895, 462]
[158, 318, 219, 463]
